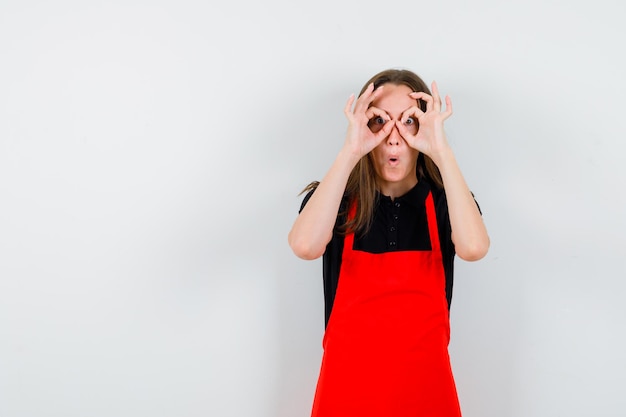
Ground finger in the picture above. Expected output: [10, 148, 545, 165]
[366, 106, 391, 133]
[431, 81, 442, 112]
[353, 83, 379, 114]
[362, 84, 386, 111]
[409, 91, 426, 111]
[409, 92, 433, 112]
[442, 95, 453, 120]
[365, 106, 391, 121]
[395, 120, 407, 137]
[395, 120, 413, 140]
[395, 121, 419, 149]
[375, 118, 395, 141]
[344, 93, 355, 118]
[401, 106, 424, 122]
[396, 106, 419, 135]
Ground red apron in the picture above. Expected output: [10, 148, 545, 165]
[311, 192, 461, 417]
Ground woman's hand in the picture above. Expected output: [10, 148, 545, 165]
[396, 81, 453, 165]
[290, 84, 394, 259]
[395, 81, 489, 260]
[343, 83, 394, 159]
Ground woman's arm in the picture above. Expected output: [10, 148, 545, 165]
[397, 82, 490, 261]
[288, 149, 359, 260]
[434, 149, 490, 261]
[288, 84, 394, 260]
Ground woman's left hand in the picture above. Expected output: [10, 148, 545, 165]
[396, 81, 453, 165]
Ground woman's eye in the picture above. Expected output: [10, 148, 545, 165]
[404, 117, 415, 125]
[368, 116, 386, 132]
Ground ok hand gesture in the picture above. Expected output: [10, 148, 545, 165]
[343, 83, 394, 160]
[396, 81, 453, 164]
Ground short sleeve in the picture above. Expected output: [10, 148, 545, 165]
[299, 189, 316, 213]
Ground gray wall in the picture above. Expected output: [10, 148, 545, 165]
[1, 1, 624, 416]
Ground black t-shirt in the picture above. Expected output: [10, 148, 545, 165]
[300, 179, 471, 327]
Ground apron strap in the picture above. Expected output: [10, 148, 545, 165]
[345, 190, 441, 253]
[424, 192, 441, 254]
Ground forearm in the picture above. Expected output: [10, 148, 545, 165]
[434, 148, 490, 261]
[288, 148, 360, 260]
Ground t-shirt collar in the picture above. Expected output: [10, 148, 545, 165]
[376, 180, 431, 209]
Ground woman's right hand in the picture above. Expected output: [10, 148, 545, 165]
[343, 83, 393, 159]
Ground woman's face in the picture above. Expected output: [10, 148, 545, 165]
[368, 83, 420, 196]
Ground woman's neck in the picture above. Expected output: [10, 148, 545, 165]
[377, 177, 418, 200]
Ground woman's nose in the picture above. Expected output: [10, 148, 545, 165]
[387, 124, 401, 145]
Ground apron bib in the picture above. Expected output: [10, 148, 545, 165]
[311, 192, 461, 417]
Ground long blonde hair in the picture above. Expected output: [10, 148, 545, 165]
[303, 69, 443, 235]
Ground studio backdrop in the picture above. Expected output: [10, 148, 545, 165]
[1, 1, 624, 416]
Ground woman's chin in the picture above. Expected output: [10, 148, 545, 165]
[379, 170, 412, 184]
[376, 170, 418, 191]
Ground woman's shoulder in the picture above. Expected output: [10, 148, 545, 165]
[298, 184, 350, 217]
[427, 179, 482, 216]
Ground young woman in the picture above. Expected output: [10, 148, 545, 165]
[288, 69, 490, 417]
